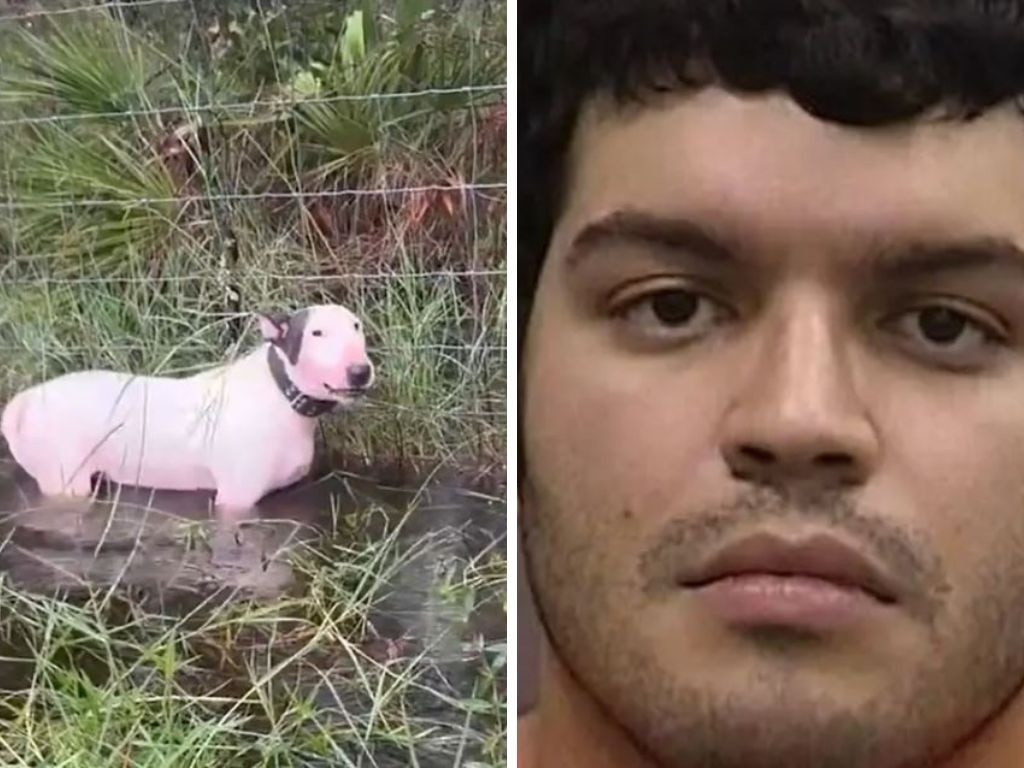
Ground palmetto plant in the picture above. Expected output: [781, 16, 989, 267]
[0, 13, 191, 276]
[1, 14, 173, 117]
[7, 125, 184, 276]
[285, 0, 504, 186]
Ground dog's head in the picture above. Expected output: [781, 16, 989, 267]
[258, 304, 374, 405]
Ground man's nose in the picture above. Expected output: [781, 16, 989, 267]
[719, 300, 879, 491]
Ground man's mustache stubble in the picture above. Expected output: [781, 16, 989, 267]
[636, 485, 951, 627]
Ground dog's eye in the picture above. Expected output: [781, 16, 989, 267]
[354, 322, 361, 332]
[311, 330, 323, 337]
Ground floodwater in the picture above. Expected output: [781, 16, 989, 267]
[0, 450, 505, 609]
[0, 448, 507, 766]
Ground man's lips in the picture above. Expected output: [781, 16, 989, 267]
[678, 532, 899, 605]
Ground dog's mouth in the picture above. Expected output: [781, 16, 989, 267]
[324, 383, 368, 399]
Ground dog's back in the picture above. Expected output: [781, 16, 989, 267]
[2, 369, 220, 494]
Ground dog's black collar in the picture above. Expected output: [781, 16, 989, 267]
[266, 345, 337, 418]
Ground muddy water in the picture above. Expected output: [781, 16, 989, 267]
[0, 450, 506, 765]
[0, 449, 504, 625]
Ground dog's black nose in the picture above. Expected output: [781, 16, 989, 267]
[347, 363, 372, 389]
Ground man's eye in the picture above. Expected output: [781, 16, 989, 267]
[914, 306, 973, 344]
[647, 291, 700, 325]
[613, 288, 731, 342]
[886, 303, 1006, 365]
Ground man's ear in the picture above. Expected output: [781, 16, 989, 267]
[257, 311, 290, 344]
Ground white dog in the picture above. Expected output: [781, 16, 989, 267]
[1, 304, 374, 519]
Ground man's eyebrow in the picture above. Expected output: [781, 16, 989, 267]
[566, 210, 735, 267]
[870, 238, 1024, 281]
[565, 211, 1024, 281]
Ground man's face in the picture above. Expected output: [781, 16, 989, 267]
[521, 88, 1024, 768]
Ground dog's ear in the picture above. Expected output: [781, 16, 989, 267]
[257, 311, 290, 344]
[257, 309, 310, 364]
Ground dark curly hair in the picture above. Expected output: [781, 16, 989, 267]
[518, 0, 1024, 339]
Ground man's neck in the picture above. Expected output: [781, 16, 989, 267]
[518, 642, 1024, 768]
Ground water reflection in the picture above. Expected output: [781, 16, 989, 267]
[0, 451, 505, 640]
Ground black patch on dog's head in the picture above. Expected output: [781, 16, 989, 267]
[263, 308, 310, 365]
[279, 309, 309, 365]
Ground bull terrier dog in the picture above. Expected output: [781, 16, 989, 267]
[0, 303, 374, 520]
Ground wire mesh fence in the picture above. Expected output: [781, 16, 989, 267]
[0, 0, 508, 477]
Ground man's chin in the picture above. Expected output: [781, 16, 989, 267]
[590, 650, 943, 768]
[648, 641, 886, 702]
[627, 613, 920, 718]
